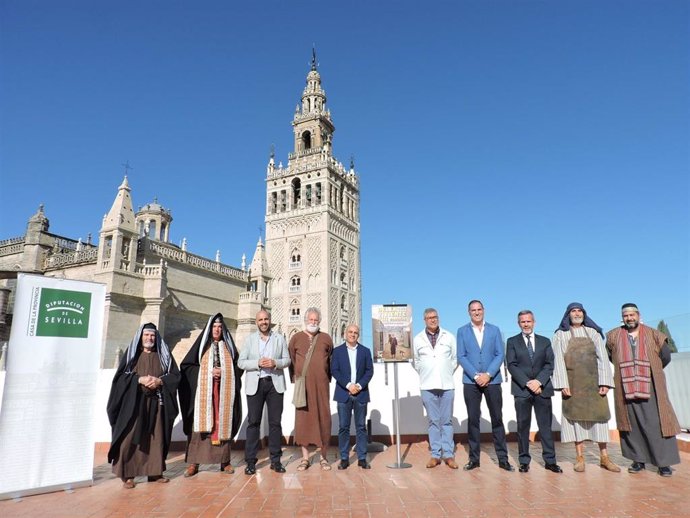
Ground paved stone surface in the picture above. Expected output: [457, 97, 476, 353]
[1, 442, 688, 517]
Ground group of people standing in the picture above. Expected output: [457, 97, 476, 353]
[107, 307, 373, 488]
[414, 300, 681, 478]
[106, 300, 681, 489]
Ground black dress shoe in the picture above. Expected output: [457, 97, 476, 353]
[270, 463, 286, 473]
[337, 460, 349, 470]
[545, 463, 563, 473]
[498, 461, 515, 472]
[357, 460, 371, 470]
[628, 462, 645, 473]
[519, 463, 529, 473]
[658, 466, 672, 477]
[244, 464, 256, 475]
[463, 460, 480, 471]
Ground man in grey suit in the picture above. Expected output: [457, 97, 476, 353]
[238, 310, 291, 474]
[506, 310, 562, 474]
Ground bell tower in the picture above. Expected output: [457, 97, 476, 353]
[264, 52, 361, 342]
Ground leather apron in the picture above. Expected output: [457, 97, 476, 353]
[562, 331, 610, 422]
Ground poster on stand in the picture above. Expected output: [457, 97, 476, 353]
[371, 304, 413, 362]
[0, 274, 105, 500]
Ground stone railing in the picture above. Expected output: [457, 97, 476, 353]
[0, 237, 25, 257]
[239, 291, 263, 303]
[134, 259, 166, 277]
[288, 146, 323, 161]
[45, 248, 99, 269]
[145, 240, 247, 282]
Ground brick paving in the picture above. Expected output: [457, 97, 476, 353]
[1, 441, 688, 517]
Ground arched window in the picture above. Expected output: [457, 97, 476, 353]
[302, 131, 312, 150]
[292, 178, 301, 207]
[339, 245, 346, 259]
[341, 294, 346, 309]
[340, 272, 346, 286]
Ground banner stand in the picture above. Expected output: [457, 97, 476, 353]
[386, 361, 412, 469]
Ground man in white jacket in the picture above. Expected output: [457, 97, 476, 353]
[413, 308, 458, 469]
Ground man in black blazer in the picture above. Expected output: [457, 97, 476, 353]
[506, 310, 562, 473]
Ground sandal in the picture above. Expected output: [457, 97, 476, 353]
[320, 458, 331, 471]
[123, 479, 135, 489]
[297, 458, 310, 471]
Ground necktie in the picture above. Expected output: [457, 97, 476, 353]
[525, 335, 534, 361]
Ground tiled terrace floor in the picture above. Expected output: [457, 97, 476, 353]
[1, 441, 688, 517]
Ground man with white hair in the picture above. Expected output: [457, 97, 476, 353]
[288, 307, 334, 471]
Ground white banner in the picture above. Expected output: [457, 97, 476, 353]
[0, 274, 105, 500]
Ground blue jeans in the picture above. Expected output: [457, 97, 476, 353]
[337, 396, 368, 461]
[421, 389, 455, 459]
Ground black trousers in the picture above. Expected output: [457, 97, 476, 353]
[514, 394, 556, 465]
[463, 383, 508, 463]
[244, 377, 284, 465]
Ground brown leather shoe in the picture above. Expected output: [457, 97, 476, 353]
[443, 457, 459, 469]
[600, 454, 621, 473]
[184, 464, 199, 478]
[573, 456, 585, 472]
[426, 457, 441, 468]
[221, 462, 235, 474]
[123, 479, 135, 489]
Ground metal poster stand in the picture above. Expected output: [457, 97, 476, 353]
[384, 360, 412, 469]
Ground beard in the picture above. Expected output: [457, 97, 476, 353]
[306, 324, 320, 334]
[142, 341, 155, 350]
[624, 321, 639, 330]
[570, 315, 584, 325]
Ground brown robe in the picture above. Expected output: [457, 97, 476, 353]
[112, 352, 165, 480]
[288, 331, 333, 448]
[606, 325, 681, 437]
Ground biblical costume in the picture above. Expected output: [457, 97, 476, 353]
[288, 330, 333, 449]
[552, 303, 614, 444]
[606, 319, 681, 469]
[179, 313, 243, 475]
[107, 323, 180, 487]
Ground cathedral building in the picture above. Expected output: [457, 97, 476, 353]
[0, 55, 362, 366]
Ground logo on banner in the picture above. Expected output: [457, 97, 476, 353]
[32, 288, 92, 338]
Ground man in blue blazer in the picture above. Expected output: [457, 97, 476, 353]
[237, 310, 291, 475]
[331, 324, 374, 470]
[457, 300, 514, 471]
[506, 310, 562, 473]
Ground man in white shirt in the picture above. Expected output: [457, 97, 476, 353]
[413, 308, 458, 469]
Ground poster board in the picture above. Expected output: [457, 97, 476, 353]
[371, 304, 413, 362]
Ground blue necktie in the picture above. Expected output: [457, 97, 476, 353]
[525, 335, 534, 361]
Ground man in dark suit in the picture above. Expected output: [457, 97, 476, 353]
[506, 310, 562, 473]
[332, 324, 374, 470]
[457, 300, 513, 471]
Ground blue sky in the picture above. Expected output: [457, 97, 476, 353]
[1, 1, 688, 349]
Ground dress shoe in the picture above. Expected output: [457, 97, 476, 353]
[628, 462, 645, 473]
[337, 460, 349, 470]
[463, 460, 480, 471]
[244, 464, 256, 475]
[544, 463, 563, 473]
[658, 466, 673, 477]
[221, 462, 234, 474]
[518, 463, 529, 473]
[443, 457, 459, 469]
[426, 457, 441, 468]
[357, 460, 371, 470]
[600, 454, 621, 473]
[270, 463, 286, 473]
[498, 460, 515, 472]
[122, 479, 135, 489]
[184, 464, 199, 478]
